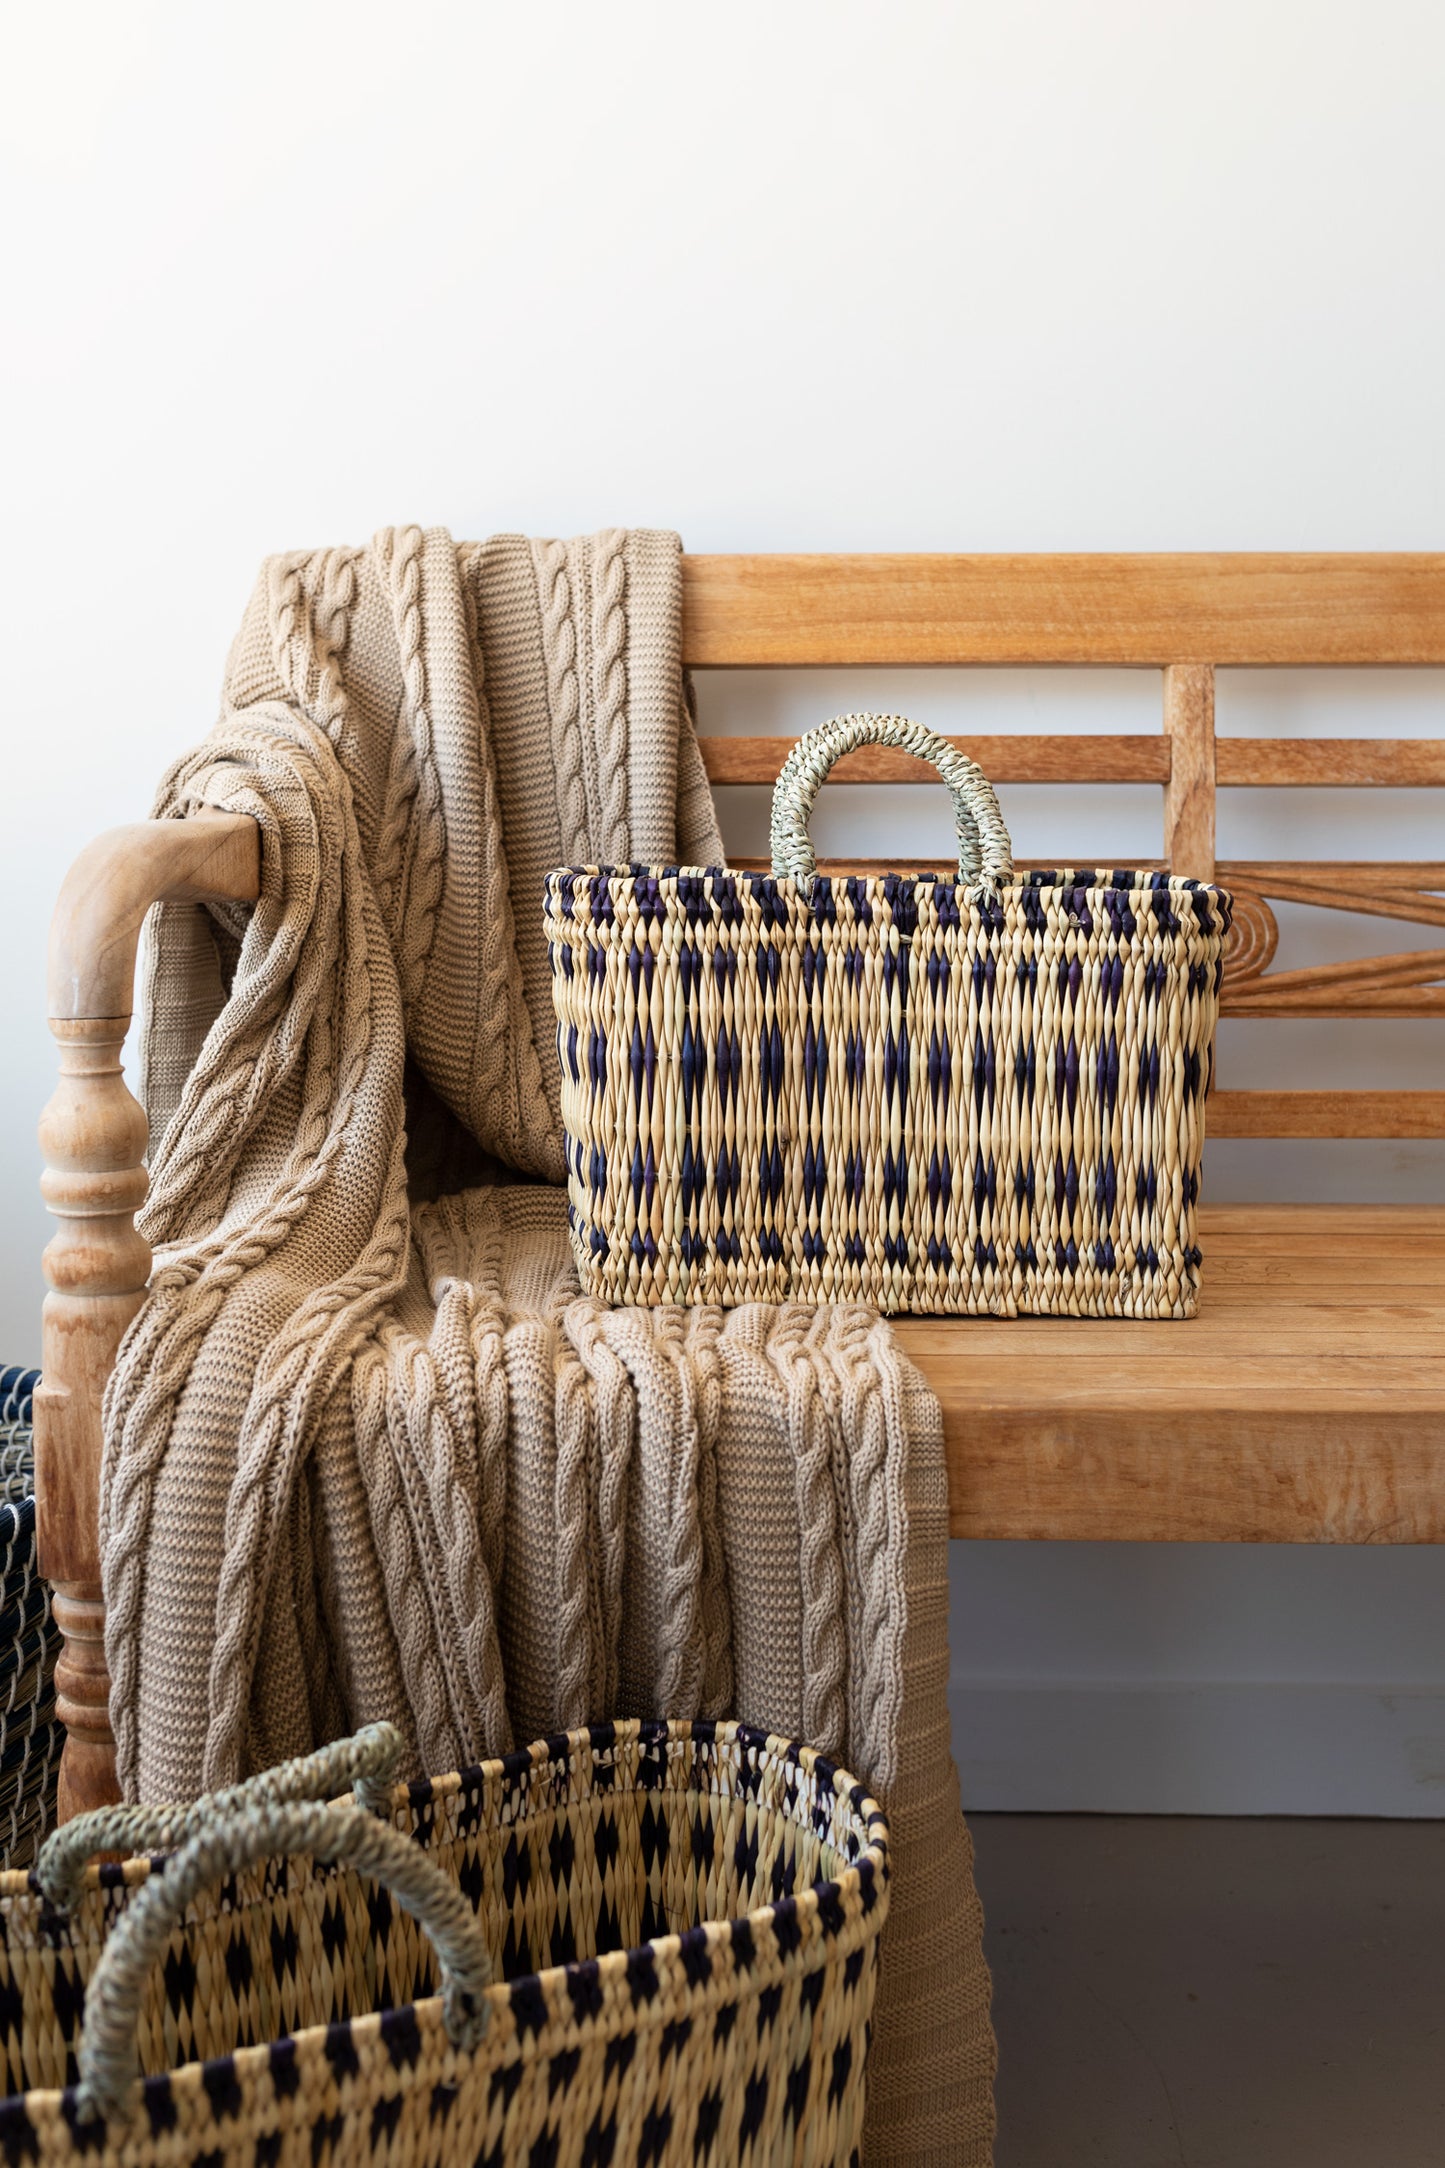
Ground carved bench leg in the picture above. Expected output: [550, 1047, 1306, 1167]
[36, 812, 260, 1819]
[36, 1018, 151, 1818]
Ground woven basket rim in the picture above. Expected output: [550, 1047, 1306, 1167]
[546, 862, 1229, 896]
[0, 1717, 889, 1940]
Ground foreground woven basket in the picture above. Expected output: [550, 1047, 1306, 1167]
[547, 711, 1232, 1316]
[0, 1718, 888, 2165]
[0, 1369, 60, 1869]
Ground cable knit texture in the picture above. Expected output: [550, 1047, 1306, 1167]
[111, 526, 994, 2165]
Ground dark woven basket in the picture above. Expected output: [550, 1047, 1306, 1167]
[0, 1369, 61, 1868]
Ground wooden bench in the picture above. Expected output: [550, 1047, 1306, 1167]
[36, 553, 1445, 1818]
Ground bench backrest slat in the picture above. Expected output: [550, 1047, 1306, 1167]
[680, 553, 1445, 667]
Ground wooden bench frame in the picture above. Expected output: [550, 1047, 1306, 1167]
[36, 553, 1445, 1819]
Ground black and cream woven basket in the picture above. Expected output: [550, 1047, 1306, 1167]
[0, 1718, 888, 2166]
[0, 1369, 61, 1870]
[547, 712, 1232, 1318]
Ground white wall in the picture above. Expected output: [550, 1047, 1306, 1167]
[3, 0, 1442, 1813]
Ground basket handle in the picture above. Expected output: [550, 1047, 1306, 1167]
[37, 1722, 404, 1909]
[74, 1793, 493, 2125]
[769, 712, 1014, 893]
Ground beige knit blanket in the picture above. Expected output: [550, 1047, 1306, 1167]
[105, 526, 995, 2163]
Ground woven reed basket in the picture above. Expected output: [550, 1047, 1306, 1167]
[547, 712, 1233, 1318]
[0, 1718, 888, 2166]
[0, 1370, 60, 1872]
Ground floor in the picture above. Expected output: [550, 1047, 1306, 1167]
[969, 1815, 1445, 2168]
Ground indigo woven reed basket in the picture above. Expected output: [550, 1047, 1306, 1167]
[0, 1369, 60, 1870]
[547, 712, 1232, 1318]
[0, 1719, 888, 2166]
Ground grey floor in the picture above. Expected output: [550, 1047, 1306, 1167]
[969, 1816, 1445, 2168]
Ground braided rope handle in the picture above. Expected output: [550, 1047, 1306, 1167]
[37, 1722, 403, 1910]
[769, 712, 1014, 893]
[75, 1793, 493, 2125]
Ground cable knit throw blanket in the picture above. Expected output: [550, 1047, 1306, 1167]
[106, 526, 996, 2164]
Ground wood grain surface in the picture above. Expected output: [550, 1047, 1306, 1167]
[701, 736, 1445, 788]
[894, 1206, 1445, 1543]
[700, 734, 1172, 786]
[681, 553, 1445, 666]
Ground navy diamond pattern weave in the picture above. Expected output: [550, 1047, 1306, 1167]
[546, 868, 1231, 1315]
[0, 1721, 886, 2164]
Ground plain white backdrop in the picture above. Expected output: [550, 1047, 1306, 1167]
[3, 0, 1442, 1811]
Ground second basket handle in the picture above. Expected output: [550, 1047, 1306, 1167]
[36, 1722, 404, 1909]
[74, 1793, 494, 2125]
[769, 712, 1014, 894]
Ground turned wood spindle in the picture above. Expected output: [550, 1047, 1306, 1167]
[36, 1022, 149, 1819]
[36, 814, 260, 1818]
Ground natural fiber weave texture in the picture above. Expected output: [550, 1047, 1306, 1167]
[111, 531, 994, 2163]
[0, 1371, 61, 1870]
[548, 714, 1230, 1315]
[0, 1721, 888, 2165]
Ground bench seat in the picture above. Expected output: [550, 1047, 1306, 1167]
[898, 1204, 1445, 1543]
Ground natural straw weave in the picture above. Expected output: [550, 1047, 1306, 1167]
[0, 1719, 888, 2166]
[547, 712, 1231, 1317]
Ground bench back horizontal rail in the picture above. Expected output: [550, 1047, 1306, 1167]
[680, 554, 1445, 1144]
[680, 553, 1445, 666]
[698, 736, 1445, 788]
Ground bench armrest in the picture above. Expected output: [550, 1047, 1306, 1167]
[36, 812, 260, 1818]
[48, 812, 261, 1020]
